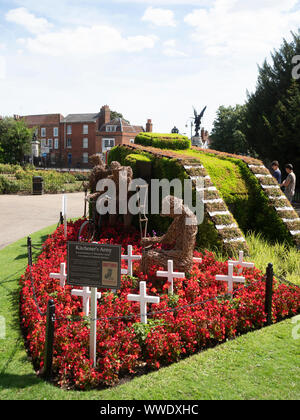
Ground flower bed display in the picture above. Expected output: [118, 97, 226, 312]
[20, 220, 300, 390]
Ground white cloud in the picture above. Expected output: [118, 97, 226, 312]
[6, 7, 53, 35]
[6, 8, 158, 57]
[142, 7, 176, 27]
[18, 25, 158, 56]
[162, 40, 187, 57]
[114, 0, 208, 4]
[0, 56, 6, 79]
[184, 0, 300, 59]
[163, 39, 176, 48]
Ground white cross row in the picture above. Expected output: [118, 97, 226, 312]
[50, 262, 67, 288]
[228, 251, 255, 274]
[121, 245, 142, 276]
[127, 281, 160, 324]
[216, 263, 245, 293]
[156, 260, 185, 295]
[71, 287, 102, 316]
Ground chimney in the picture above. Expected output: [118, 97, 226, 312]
[146, 119, 153, 133]
[100, 105, 111, 126]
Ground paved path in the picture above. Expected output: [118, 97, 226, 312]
[0, 192, 85, 250]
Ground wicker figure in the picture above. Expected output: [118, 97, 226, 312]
[108, 161, 134, 227]
[88, 154, 111, 200]
[141, 195, 198, 273]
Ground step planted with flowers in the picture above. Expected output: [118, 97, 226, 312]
[191, 147, 300, 249]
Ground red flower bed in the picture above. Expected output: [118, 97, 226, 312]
[20, 220, 300, 389]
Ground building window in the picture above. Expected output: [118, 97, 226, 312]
[83, 125, 88, 135]
[53, 127, 59, 137]
[106, 125, 117, 132]
[48, 139, 53, 149]
[68, 153, 72, 165]
[102, 138, 115, 152]
[41, 139, 47, 147]
[54, 139, 59, 149]
[104, 139, 115, 148]
[83, 138, 88, 149]
[67, 125, 72, 135]
[41, 128, 46, 137]
[67, 138, 72, 148]
[83, 152, 89, 163]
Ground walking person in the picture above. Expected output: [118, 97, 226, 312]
[271, 161, 281, 184]
[281, 164, 296, 203]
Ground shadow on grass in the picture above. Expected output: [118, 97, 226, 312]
[0, 373, 41, 390]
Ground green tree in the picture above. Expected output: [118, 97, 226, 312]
[245, 31, 300, 177]
[0, 117, 33, 164]
[110, 110, 130, 124]
[210, 105, 250, 155]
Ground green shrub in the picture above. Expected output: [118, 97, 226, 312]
[135, 133, 191, 150]
[73, 172, 89, 181]
[0, 163, 22, 174]
[0, 175, 19, 194]
[124, 154, 152, 177]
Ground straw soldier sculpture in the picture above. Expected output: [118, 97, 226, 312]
[88, 154, 111, 200]
[108, 161, 133, 227]
[141, 195, 198, 273]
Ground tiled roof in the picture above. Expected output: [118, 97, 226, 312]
[23, 114, 63, 125]
[63, 113, 100, 123]
[99, 118, 144, 133]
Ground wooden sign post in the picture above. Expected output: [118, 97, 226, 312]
[67, 242, 121, 367]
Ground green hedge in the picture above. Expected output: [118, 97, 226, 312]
[0, 163, 22, 174]
[0, 175, 19, 194]
[135, 133, 191, 150]
[124, 154, 152, 177]
[0, 168, 85, 195]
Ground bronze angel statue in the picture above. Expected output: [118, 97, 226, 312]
[193, 106, 207, 137]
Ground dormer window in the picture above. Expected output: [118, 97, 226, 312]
[106, 125, 117, 132]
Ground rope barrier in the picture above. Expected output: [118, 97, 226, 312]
[273, 272, 300, 290]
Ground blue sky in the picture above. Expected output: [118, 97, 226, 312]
[0, 0, 300, 133]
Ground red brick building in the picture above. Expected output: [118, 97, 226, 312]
[22, 105, 152, 168]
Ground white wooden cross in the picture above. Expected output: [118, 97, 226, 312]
[90, 288, 98, 368]
[122, 245, 142, 276]
[127, 281, 160, 324]
[50, 262, 67, 288]
[156, 260, 185, 295]
[216, 263, 245, 293]
[228, 251, 255, 275]
[71, 287, 101, 316]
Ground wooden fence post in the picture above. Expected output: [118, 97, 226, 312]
[27, 236, 32, 266]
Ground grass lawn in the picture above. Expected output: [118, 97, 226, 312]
[0, 226, 299, 400]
